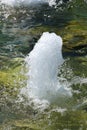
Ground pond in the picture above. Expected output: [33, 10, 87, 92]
[0, 0, 87, 129]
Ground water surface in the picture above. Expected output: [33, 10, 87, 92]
[0, 0, 87, 129]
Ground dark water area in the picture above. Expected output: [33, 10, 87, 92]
[0, 0, 87, 129]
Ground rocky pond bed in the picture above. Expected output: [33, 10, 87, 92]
[0, 1, 87, 129]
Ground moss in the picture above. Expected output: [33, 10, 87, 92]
[0, 4, 87, 130]
[1, 19, 86, 56]
[0, 57, 27, 98]
[0, 110, 87, 130]
[69, 57, 87, 77]
[62, 20, 87, 54]
[19, 19, 87, 56]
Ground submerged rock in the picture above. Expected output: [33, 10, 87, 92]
[0, 109, 87, 130]
[19, 19, 87, 57]
[0, 57, 26, 99]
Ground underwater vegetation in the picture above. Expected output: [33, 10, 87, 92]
[0, 0, 87, 129]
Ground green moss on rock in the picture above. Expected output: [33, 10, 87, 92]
[0, 57, 27, 99]
[0, 110, 87, 130]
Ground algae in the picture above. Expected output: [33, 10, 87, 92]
[0, 57, 27, 99]
[0, 1, 87, 129]
[0, 110, 87, 130]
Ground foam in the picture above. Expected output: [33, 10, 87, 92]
[1, 0, 56, 6]
[24, 32, 72, 102]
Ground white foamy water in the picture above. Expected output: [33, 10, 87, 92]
[21, 32, 72, 107]
[1, 0, 56, 6]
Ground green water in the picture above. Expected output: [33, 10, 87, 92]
[0, 0, 87, 129]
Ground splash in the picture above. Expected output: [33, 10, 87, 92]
[1, 0, 56, 6]
[23, 32, 72, 105]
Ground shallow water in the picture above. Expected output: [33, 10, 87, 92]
[0, 0, 87, 129]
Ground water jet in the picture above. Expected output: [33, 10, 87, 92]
[23, 32, 72, 105]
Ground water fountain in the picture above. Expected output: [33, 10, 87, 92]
[22, 32, 72, 106]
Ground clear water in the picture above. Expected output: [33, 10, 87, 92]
[0, 0, 87, 129]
